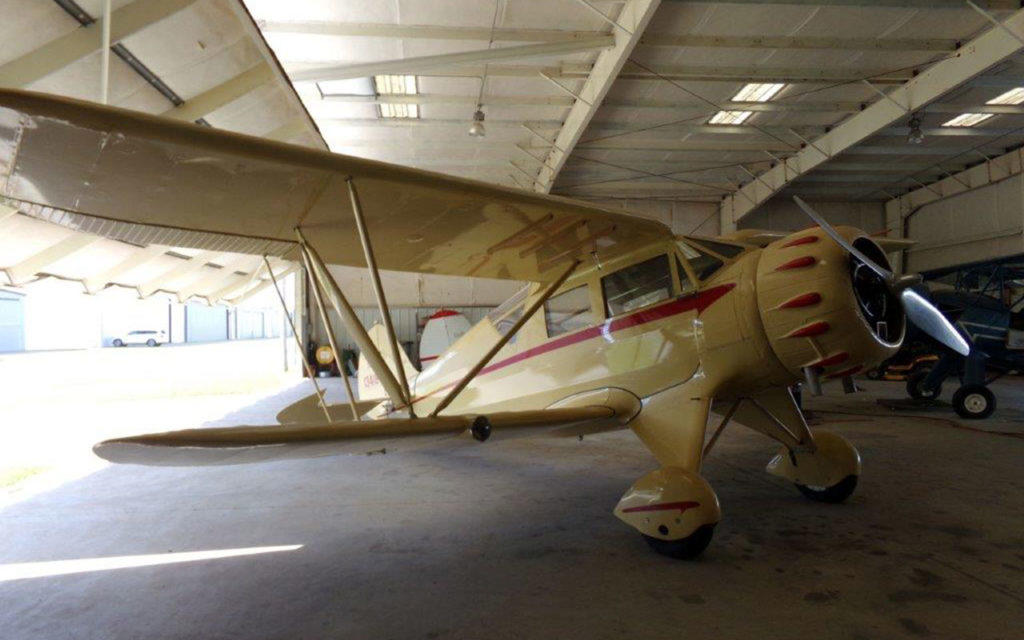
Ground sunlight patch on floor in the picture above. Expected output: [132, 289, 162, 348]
[0, 545, 303, 582]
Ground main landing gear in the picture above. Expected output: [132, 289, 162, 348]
[766, 430, 861, 504]
[617, 387, 862, 560]
[613, 467, 721, 560]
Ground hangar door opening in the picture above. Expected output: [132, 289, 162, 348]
[0, 291, 25, 353]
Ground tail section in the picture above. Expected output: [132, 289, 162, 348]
[357, 323, 419, 401]
[419, 309, 471, 366]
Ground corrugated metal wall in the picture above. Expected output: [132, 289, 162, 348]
[906, 173, 1024, 272]
[185, 303, 228, 343]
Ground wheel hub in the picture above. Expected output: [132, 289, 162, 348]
[964, 393, 987, 413]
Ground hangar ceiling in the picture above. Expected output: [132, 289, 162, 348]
[248, 0, 1024, 212]
[0, 0, 323, 303]
[2, 0, 1024, 301]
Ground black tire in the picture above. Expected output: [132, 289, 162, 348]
[112, 339, 123, 347]
[906, 369, 940, 400]
[796, 474, 858, 504]
[146, 339, 157, 347]
[952, 384, 995, 420]
[643, 524, 715, 560]
[865, 368, 883, 380]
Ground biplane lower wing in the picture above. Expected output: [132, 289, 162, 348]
[94, 404, 628, 467]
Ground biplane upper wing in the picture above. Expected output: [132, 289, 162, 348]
[0, 89, 666, 282]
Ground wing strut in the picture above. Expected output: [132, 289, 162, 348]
[429, 259, 579, 417]
[346, 178, 414, 414]
[263, 256, 333, 422]
[300, 248, 361, 421]
[296, 228, 410, 412]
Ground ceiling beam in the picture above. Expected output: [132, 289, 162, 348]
[289, 37, 615, 83]
[162, 63, 273, 122]
[224, 0, 326, 151]
[263, 117, 309, 143]
[139, 251, 217, 299]
[322, 93, 576, 107]
[670, 0, 1020, 8]
[287, 61, 1020, 85]
[880, 125, 1024, 137]
[316, 117, 565, 129]
[176, 256, 257, 303]
[720, 7, 1024, 229]
[639, 33, 959, 52]
[285, 62, 561, 80]
[320, 93, 1024, 116]
[226, 264, 299, 306]
[83, 245, 168, 294]
[3, 233, 99, 286]
[259, 20, 959, 52]
[260, 21, 605, 43]
[843, 144, 1014, 155]
[0, 205, 17, 224]
[604, 63, 915, 84]
[535, 0, 661, 192]
[210, 263, 263, 304]
[574, 139, 798, 152]
[0, 0, 198, 87]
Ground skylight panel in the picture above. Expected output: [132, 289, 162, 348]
[316, 77, 375, 97]
[707, 83, 785, 126]
[379, 103, 419, 119]
[731, 83, 786, 103]
[373, 74, 419, 119]
[942, 113, 994, 127]
[374, 74, 417, 96]
[708, 110, 753, 125]
[987, 87, 1024, 105]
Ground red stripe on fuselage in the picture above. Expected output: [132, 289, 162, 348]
[406, 283, 736, 407]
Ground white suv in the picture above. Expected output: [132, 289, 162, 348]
[112, 330, 167, 347]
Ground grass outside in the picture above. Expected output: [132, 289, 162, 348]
[0, 466, 48, 489]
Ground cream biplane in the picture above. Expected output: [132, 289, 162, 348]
[0, 89, 968, 559]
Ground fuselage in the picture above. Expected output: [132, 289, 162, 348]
[396, 228, 898, 418]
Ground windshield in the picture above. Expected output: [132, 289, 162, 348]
[677, 240, 724, 281]
[486, 284, 530, 343]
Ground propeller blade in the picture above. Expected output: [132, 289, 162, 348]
[900, 289, 971, 356]
[792, 196, 893, 281]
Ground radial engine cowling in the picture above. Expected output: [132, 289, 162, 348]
[755, 227, 904, 381]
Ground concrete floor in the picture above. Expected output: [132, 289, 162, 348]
[2, 344, 1023, 639]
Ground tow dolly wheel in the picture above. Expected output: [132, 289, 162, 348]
[795, 474, 858, 504]
[952, 384, 995, 420]
[906, 369, 940, 400]
[643, 524, 715, 560]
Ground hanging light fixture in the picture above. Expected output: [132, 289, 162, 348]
[468, 1, 499, 139]
[907, 115, 925, 145]
[468, 108, 486, 137]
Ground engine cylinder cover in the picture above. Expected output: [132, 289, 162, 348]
[754, 227, 904, 381]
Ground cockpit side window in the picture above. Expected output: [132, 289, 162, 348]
[544, 285, 595, 338]
[601, 254, 672, 317]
